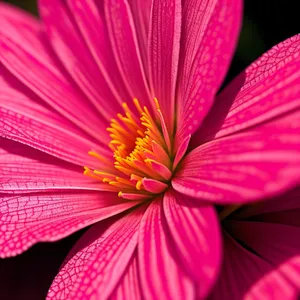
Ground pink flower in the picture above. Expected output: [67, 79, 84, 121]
[0, 0, 299, 299]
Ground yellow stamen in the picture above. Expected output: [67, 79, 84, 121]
[84, 98, 173, 198]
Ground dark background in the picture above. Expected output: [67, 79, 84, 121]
[1, 0, 299, 299]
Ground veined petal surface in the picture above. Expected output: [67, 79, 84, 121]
[163, 190, 221, 298]
[110, 252, 142, 300]
[148, 0, 181, 130]
[138, 198, 194, 300]
[0, 3, 108, 143]
[209, 232, 273, 299]
[0, 67, 109, 166]
[0, 138, 103, 193]
[0, 192, 138, 258]
[197, 34, 300, 144]
[176, 0, 242, 144]
[211, 188, 300, 299]
[39, 0, 130, 121]
[47, 208, 145, 300]
[104, 0, 152, 109]
[173, 110, 300, 204]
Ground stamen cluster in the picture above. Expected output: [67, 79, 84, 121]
[84, 98, 174, 200]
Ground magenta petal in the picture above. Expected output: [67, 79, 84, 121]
[163, 190, 221, 299]
[209, 231, 273, 299]
[148, 0, 181, 130]
[225, 220, 300, 299]
[104, 0, 151, 108]
[173, 110, 300, 204]
[110, 251, 142, 300]
[235, 187, 300, 220]
[142, 178, 168, 194]
[138, 198, 194, 299]
[0, 191, 138, 258]
[173, 134, 191, 170]
[67, 0, 131, 104]
[228, 221, 300, 268]
[0, 3, 107, 142]
[47, 207, 146, 300]
[0, 138, 105, 193]
[245, 257, 300, 300]
[39, 0, 129, 120]
[176, 0, 242, 144]
[0, 68, 110, 166]
[198, 34, 300, 143]
[128, 0, 152, 75]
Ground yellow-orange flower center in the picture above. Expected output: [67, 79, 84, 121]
[84, 98, 175, 200]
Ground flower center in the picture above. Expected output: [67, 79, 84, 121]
[84, 98, 176, 200]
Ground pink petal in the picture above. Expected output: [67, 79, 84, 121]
[228, 221, 300, 268]
[173, 110, 300, 204]
[149, 160, 172, 180]
[209, 231, 273, 299]
[173, 134, 191, 170]
[0, 67, 110, 166]
[110, 251, 142, 300]
[218, 189, 300, 299]
[47, 207, 146, 300]
[235, 187, 300, 220]
[0, 191, 138, 257]
[128, 0, 152, 75]
[163, 190, 221, 299]
[0, 138, 104, 193]
[245, 257, 300, 300]
[0, 2, 51, 62]
[225, 220, 300, 299]
[138, 198, 194, 299]
[148, 0, 181, 130]
[39, 0, 129, 120]
[142, 178, 168, 194]
[176, 0, 242, 144]
[197, 34, 300, 144]
[104, 0, 152, 109]
[0, 3, 108, 142]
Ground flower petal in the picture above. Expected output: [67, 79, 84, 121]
[104, 0, 151, 108]
[176, 0, 242, 144]
[138, 198, 194, 299]
[225, 220, 300, 299]
[163, 190, 221, 299]
[197, 34, 300, 144]
[0, 2, 50, 61]
[209, 231, 273, 299]
[235, 187, 300, 220]
[245, 257, 300, 300]
[227, 221, 300, 268]
[110, 251, 142, 300]
[128, 0, 152, 75]
[0, 68, 109, 166]
[0, 3, 108, 142]
[0, 138, 103, 193]
[47, 207, 145, 300]
[39, 0, 129, 120]
[148, 0, 181, 130]
[0, 191, 138, 258]
[173, 110, 300, 204]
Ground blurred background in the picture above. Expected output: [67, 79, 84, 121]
[1, 0, 299, 299]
